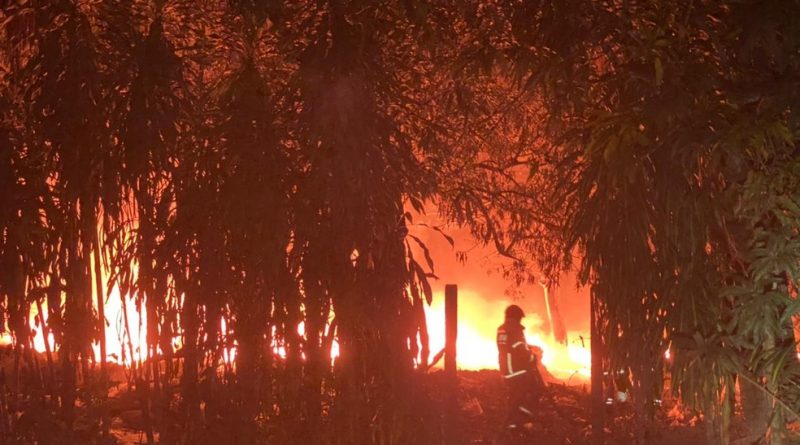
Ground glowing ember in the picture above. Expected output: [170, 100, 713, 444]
[423, 289, 591, 380]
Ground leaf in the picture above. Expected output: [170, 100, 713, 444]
[416, 222, 455, 247]
[409, 258, 433, 305]
[408, 234, 435, 273]
[408, 195, 425, 214]
[420, 276, 433, 306]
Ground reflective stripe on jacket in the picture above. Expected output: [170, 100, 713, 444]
[496, 322, 533, 379]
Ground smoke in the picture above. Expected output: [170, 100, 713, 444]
[408, 209, 589, 336]
[408, 208, 592, 377]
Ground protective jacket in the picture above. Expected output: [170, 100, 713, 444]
[496, 321, 535, 379]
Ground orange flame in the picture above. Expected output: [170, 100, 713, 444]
[423, 289, 591, 380]
[1, 288, 591, 382]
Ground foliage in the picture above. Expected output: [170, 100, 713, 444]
[460, 1, 800, 443]
[2, 1, 800, 445]
[0, 1, 446, 443]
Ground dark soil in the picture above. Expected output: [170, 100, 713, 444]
[433, 369, 709, 445]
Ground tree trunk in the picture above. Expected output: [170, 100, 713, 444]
[181, 292, 200, 442]
[92, 231, 109, 437]
[703, 384, 731, 445]
[739, 375, 770, 443]
[35, 299, 55, 393]
[541, 281, 568, 345]
[590, 291, 605, 445]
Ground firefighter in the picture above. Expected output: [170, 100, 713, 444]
[496, 304, 545, 430]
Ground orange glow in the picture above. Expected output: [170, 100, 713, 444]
[29, 284, 150, 366]
[423, 288, 591, 380]
[94, 285, 150, 366]
[0, 281, 154, 367]
[2, 286, 590, 381]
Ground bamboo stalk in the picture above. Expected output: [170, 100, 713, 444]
[590, 291, 605, 445]
[93, 231, 109, 437]
[26, 309, 43, 389]
[35, 299, 55, 392]
[121, 291, 137, 377]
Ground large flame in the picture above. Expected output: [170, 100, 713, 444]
[423, 288, 591, 380]
[1, 288, 590, 382]
[0, 284, 150, 366]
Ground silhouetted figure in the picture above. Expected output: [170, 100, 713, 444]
[496, 304, 545, 431]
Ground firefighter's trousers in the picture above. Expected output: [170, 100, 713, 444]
[505, 370, 544, 426]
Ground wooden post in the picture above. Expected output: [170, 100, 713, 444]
[445, 284, 458, 378]
[444, 284, 459, 444]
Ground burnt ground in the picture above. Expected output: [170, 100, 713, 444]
[103, 368, 712, 445]
[103, 368, 797, 445]
[430, 369, 710, 445]
[0, 345, 724, 445]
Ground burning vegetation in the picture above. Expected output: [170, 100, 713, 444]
[2, 1, 800, 445]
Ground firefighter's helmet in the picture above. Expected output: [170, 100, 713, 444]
[504, 304, 525, 320]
